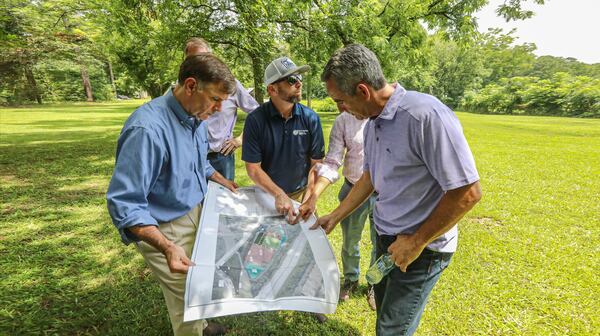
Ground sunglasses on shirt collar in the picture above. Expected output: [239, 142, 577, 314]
[273, 74, 302, 85]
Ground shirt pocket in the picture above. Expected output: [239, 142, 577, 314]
[381, 137, 422, 168]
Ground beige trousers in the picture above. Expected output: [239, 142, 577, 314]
[136, 205, 207, 336]
[287, 187, 306, 203]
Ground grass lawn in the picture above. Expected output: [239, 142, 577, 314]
[1, 100, 598, 335]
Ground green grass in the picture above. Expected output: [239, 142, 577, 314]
[1, 101, 598, 335]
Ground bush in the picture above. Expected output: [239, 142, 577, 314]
[308, 97, 337, 113]
[36, 59, 115, 102]
[461, 73, 600, 117]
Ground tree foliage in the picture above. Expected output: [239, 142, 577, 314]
[2, 0, 598, 118]
[0, 0, 117, 104]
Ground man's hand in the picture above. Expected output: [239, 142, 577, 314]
[295, 196, 317, 224]
[275, 193, 297, 223]
[310, 213, 338, 234]
[221, 179, 239, 193]
[220, 137, 242, 156]
[209, 171, 238, 193]
[128, 225, 195, 274]
[387, 234, 426, 272]
[163, 243, 196, 274]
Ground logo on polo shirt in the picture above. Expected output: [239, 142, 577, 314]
[293, 129, 308, 136]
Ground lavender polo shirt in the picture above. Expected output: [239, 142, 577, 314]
[364, 84, 479, 253]
[205, 80, 259, 152]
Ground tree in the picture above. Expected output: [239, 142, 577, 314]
[94, 0, 180, 98]
[477, 28, 536, 86]
[1, 0, 114, 104]
[426, 33, 486, 107]
[528, 55, 600, 79]
[3, 0, 551, 105]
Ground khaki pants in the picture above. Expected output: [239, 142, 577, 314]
[136, 205, 207, 336]
[287, 188, 306, 203]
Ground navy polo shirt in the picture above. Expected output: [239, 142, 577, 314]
[242, 100, 325, 194]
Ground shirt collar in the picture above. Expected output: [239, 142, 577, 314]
[376, 83, 406, 121]
[166, 89, 199, 128]
[268, 99, 300, 119]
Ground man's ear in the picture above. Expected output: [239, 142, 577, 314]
[356, 83, 370, 101]
[267, 84, 277, 96]
[183, 77, 197, 95]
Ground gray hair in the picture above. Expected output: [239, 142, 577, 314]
[184, 37, 212, 55]
[321, 44, 386, 96]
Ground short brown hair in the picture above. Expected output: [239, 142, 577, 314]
[184, 37, 211, 54]
[178, 54, 236, 95]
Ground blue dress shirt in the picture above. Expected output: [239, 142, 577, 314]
[106, 91, 215, 244]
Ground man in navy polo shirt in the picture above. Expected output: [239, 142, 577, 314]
[242, 57, 327, 323]
[242, 57, 325, 224]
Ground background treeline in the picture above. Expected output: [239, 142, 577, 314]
[2, 0, 598, 117]
[430, 29, 600, 117]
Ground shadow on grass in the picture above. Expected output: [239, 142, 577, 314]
[0, 111, 360, 335]
[12, 119, 131, 129]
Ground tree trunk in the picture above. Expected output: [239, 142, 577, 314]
[306, 72, 312, 108]
[108, 61, 117, 98]
[305, 9, 312, 109]
[250, 54, 264, 104]
[147, 84, 163, 99]
[80, 66, 94, 102]
[24, 65, 42, 104]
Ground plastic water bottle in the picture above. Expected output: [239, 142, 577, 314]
[366, 253, 395, 285]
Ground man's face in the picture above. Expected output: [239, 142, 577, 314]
[273, 74, 303, 104]
[189, 82, 229, 120]
[325, 79, 368, 120]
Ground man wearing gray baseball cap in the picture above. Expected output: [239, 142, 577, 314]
[263, 56, 311, 86]
[242, 57, 327, 322]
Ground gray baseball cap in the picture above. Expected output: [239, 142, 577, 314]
[264, 57, 310, 86]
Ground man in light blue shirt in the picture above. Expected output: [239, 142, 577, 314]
[107, 54, 237, 336]
[176, 38, 259, 181]
[314, 44, 482, 335]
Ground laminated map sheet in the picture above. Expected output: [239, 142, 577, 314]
[184, 181, 339, 321]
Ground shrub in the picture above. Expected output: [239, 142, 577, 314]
[460, 73, 600, 117]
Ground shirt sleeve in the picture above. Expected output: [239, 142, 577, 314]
[106, 126, 164, 244]
[309, 112, 325, 160]
[318, 116, 345, 183]
[200, 124, 216, 177]
[416, 106, 480, 191]
[234, 80, 259, 114]
[241, 114, 262, 163]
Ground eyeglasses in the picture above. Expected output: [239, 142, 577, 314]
[274, 74, 302, 86]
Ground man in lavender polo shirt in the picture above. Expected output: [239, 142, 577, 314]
[313, 44, 482, 335]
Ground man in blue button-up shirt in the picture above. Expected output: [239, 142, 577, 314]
[107, 54, 237, 336]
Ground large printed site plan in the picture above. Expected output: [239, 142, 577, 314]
[184, 182, 339, 321]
